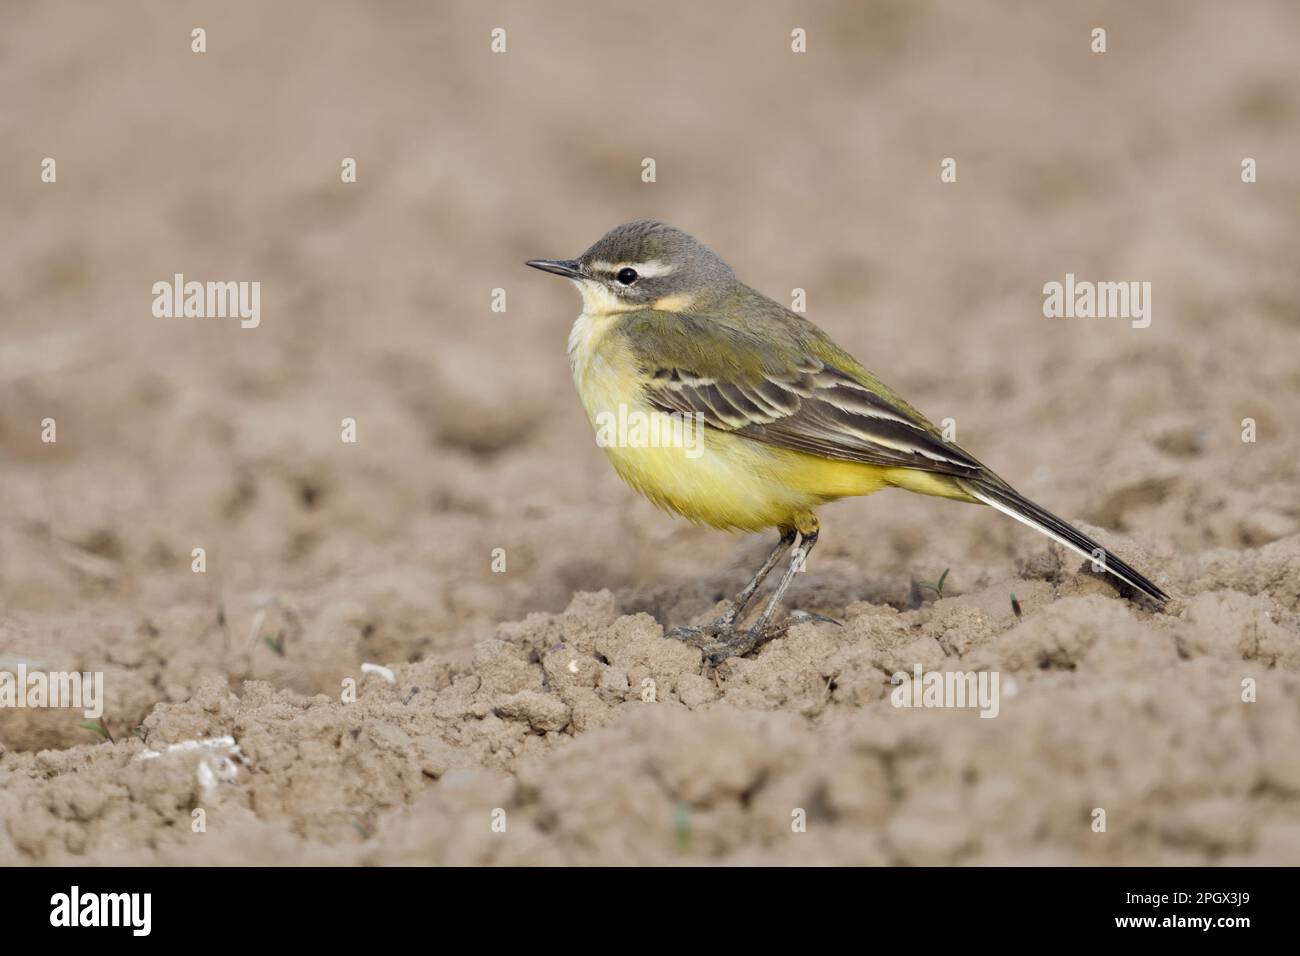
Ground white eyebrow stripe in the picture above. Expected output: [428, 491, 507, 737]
[589, 259, 675, 278]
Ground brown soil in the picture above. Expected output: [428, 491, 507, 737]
[2, 0, 1298, 865]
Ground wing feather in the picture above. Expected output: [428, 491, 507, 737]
[624, 310, 982, 477]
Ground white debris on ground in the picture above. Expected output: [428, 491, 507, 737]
[360, 663, 396, 684]
[136, 735, 251, 794]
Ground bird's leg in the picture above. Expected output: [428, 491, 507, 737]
[664, 527, 796, 643]
[750, 527, 818, 635]
[717, 526, 798, 628]
[698, 525, 821, 665]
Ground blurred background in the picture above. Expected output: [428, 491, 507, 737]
[0, 0, 1297, 860]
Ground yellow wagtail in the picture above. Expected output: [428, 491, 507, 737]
[528, 219, 1168, 663]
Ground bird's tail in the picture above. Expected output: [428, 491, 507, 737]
[958, 478, 1169, 605]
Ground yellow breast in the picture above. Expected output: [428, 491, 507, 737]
[567, 312, 890, 532]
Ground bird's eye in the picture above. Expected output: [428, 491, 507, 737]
[616, 267, 638, 285]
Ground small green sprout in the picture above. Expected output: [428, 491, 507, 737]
[673, 802, 692, 852]
[80, 717, 114, 743]
[918, 568, 950, 598]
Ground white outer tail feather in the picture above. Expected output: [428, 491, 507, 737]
[965, 486, 1157, 599]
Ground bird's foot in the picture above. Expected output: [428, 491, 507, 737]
[663, 617, 734, 647]
[665, 619, 791, 666]
[665, 609, 842, 666]
[663, 599, 741, 643]
[693, 621, 796, 665]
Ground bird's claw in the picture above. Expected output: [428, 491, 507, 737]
[788, 609, 843, 627]
[664, 620, 731, 644]
[664, 618, 798, 666]
[665, 607, 839, 665]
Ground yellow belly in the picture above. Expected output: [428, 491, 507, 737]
[568, 312, 895, 532]
[606, 426, 892, 532]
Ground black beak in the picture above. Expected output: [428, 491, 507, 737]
[526, 258, 585, 280]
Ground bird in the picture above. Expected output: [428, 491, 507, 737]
[527, 219, 1168, 664]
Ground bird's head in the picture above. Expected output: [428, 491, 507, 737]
[527, 219, 734, 315]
